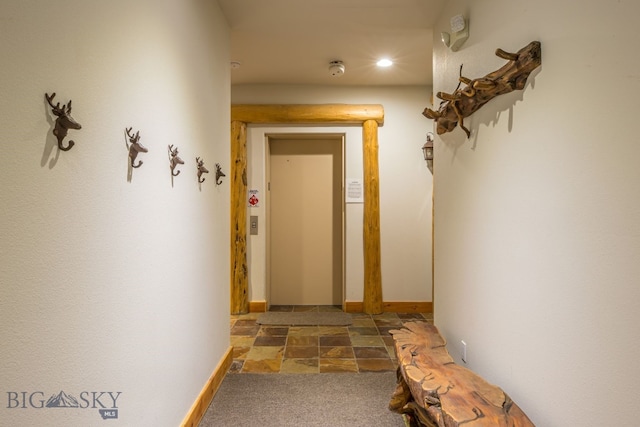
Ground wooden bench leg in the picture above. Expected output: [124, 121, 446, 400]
[402, 402, 437, 427]
[389, 368, 438, 427]
[389, 367, 412, 412]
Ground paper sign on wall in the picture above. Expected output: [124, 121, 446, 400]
[346, 179, 364, 203]
[248, 189, 260, 207]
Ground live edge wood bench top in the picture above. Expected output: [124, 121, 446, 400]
[389, 321, 534, 427]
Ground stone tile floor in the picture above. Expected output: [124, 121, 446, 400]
[229, 305, 433, 374]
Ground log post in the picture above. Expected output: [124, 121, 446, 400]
[229, 105, 384, 314]
[230, 120, 249, 314]
[362, 119, 383, 314]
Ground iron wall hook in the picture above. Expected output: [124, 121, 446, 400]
[45, 92, 81, 151]
[125, 127, 148, 168]
[196, 157, 209, 183]
[168, 144, 184, 176]
[215, 163, 226, 185]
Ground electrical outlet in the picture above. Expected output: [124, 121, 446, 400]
[461, 340, 467, 363]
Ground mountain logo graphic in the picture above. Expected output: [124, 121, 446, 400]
[45, 391, 80, 408]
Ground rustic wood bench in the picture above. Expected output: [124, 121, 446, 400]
[389, 321, 534, 427]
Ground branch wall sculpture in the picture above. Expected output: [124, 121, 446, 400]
[423, 41, 541, 138]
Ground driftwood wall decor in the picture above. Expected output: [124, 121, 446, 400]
[423, 41, 541, 138]
[45, 92, 82, 151]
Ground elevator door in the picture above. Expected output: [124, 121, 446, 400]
[269, 137, 343, 306]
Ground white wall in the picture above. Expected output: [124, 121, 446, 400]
[233, 85, 433, 306]
[432, 1, 640, 425]
[0, 1, 230, 426]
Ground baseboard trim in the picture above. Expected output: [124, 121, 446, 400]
[344, 301, 363, 313]
[344, 301, 432, 314]
[250, 300, 431, 314]
[180, 346, 233, 427]
[249, 301, 267, 312]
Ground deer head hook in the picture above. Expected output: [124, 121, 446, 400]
[196, 157, 209, 183]
[45, 92, 82, 151]
[125, 127, 148, 168]
[168, 144, 184, 176]
[215, 163, 226, 186]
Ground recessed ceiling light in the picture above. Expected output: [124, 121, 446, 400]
[230, 61, 241, 69]
[376, 58, 393, 67]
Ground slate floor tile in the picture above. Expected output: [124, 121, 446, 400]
[229, 305, 432, 374]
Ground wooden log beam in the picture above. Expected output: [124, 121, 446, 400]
[230, 120, 249, 315]
[362, 119, 383, 315]
[231, 104, 384, 125]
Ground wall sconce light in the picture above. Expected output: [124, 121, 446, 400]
[422, 132, 434, 173]
[441, 14, 469, 52]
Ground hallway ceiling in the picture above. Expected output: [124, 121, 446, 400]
[217, 0, 444, 86]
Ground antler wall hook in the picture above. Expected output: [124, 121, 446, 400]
[125, 127, 148, 168]
[215, 163, 226, 186]
[196, 157, 209, 183]
[423, 41, 541, 138]
[168, 144, 184, 176]
[45, 92, 82, 151]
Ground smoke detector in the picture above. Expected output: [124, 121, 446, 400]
[328, 60, 345, 77]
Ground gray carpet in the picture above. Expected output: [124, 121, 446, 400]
[199, 373, 405, 427]
[256, 311, 353, 326]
